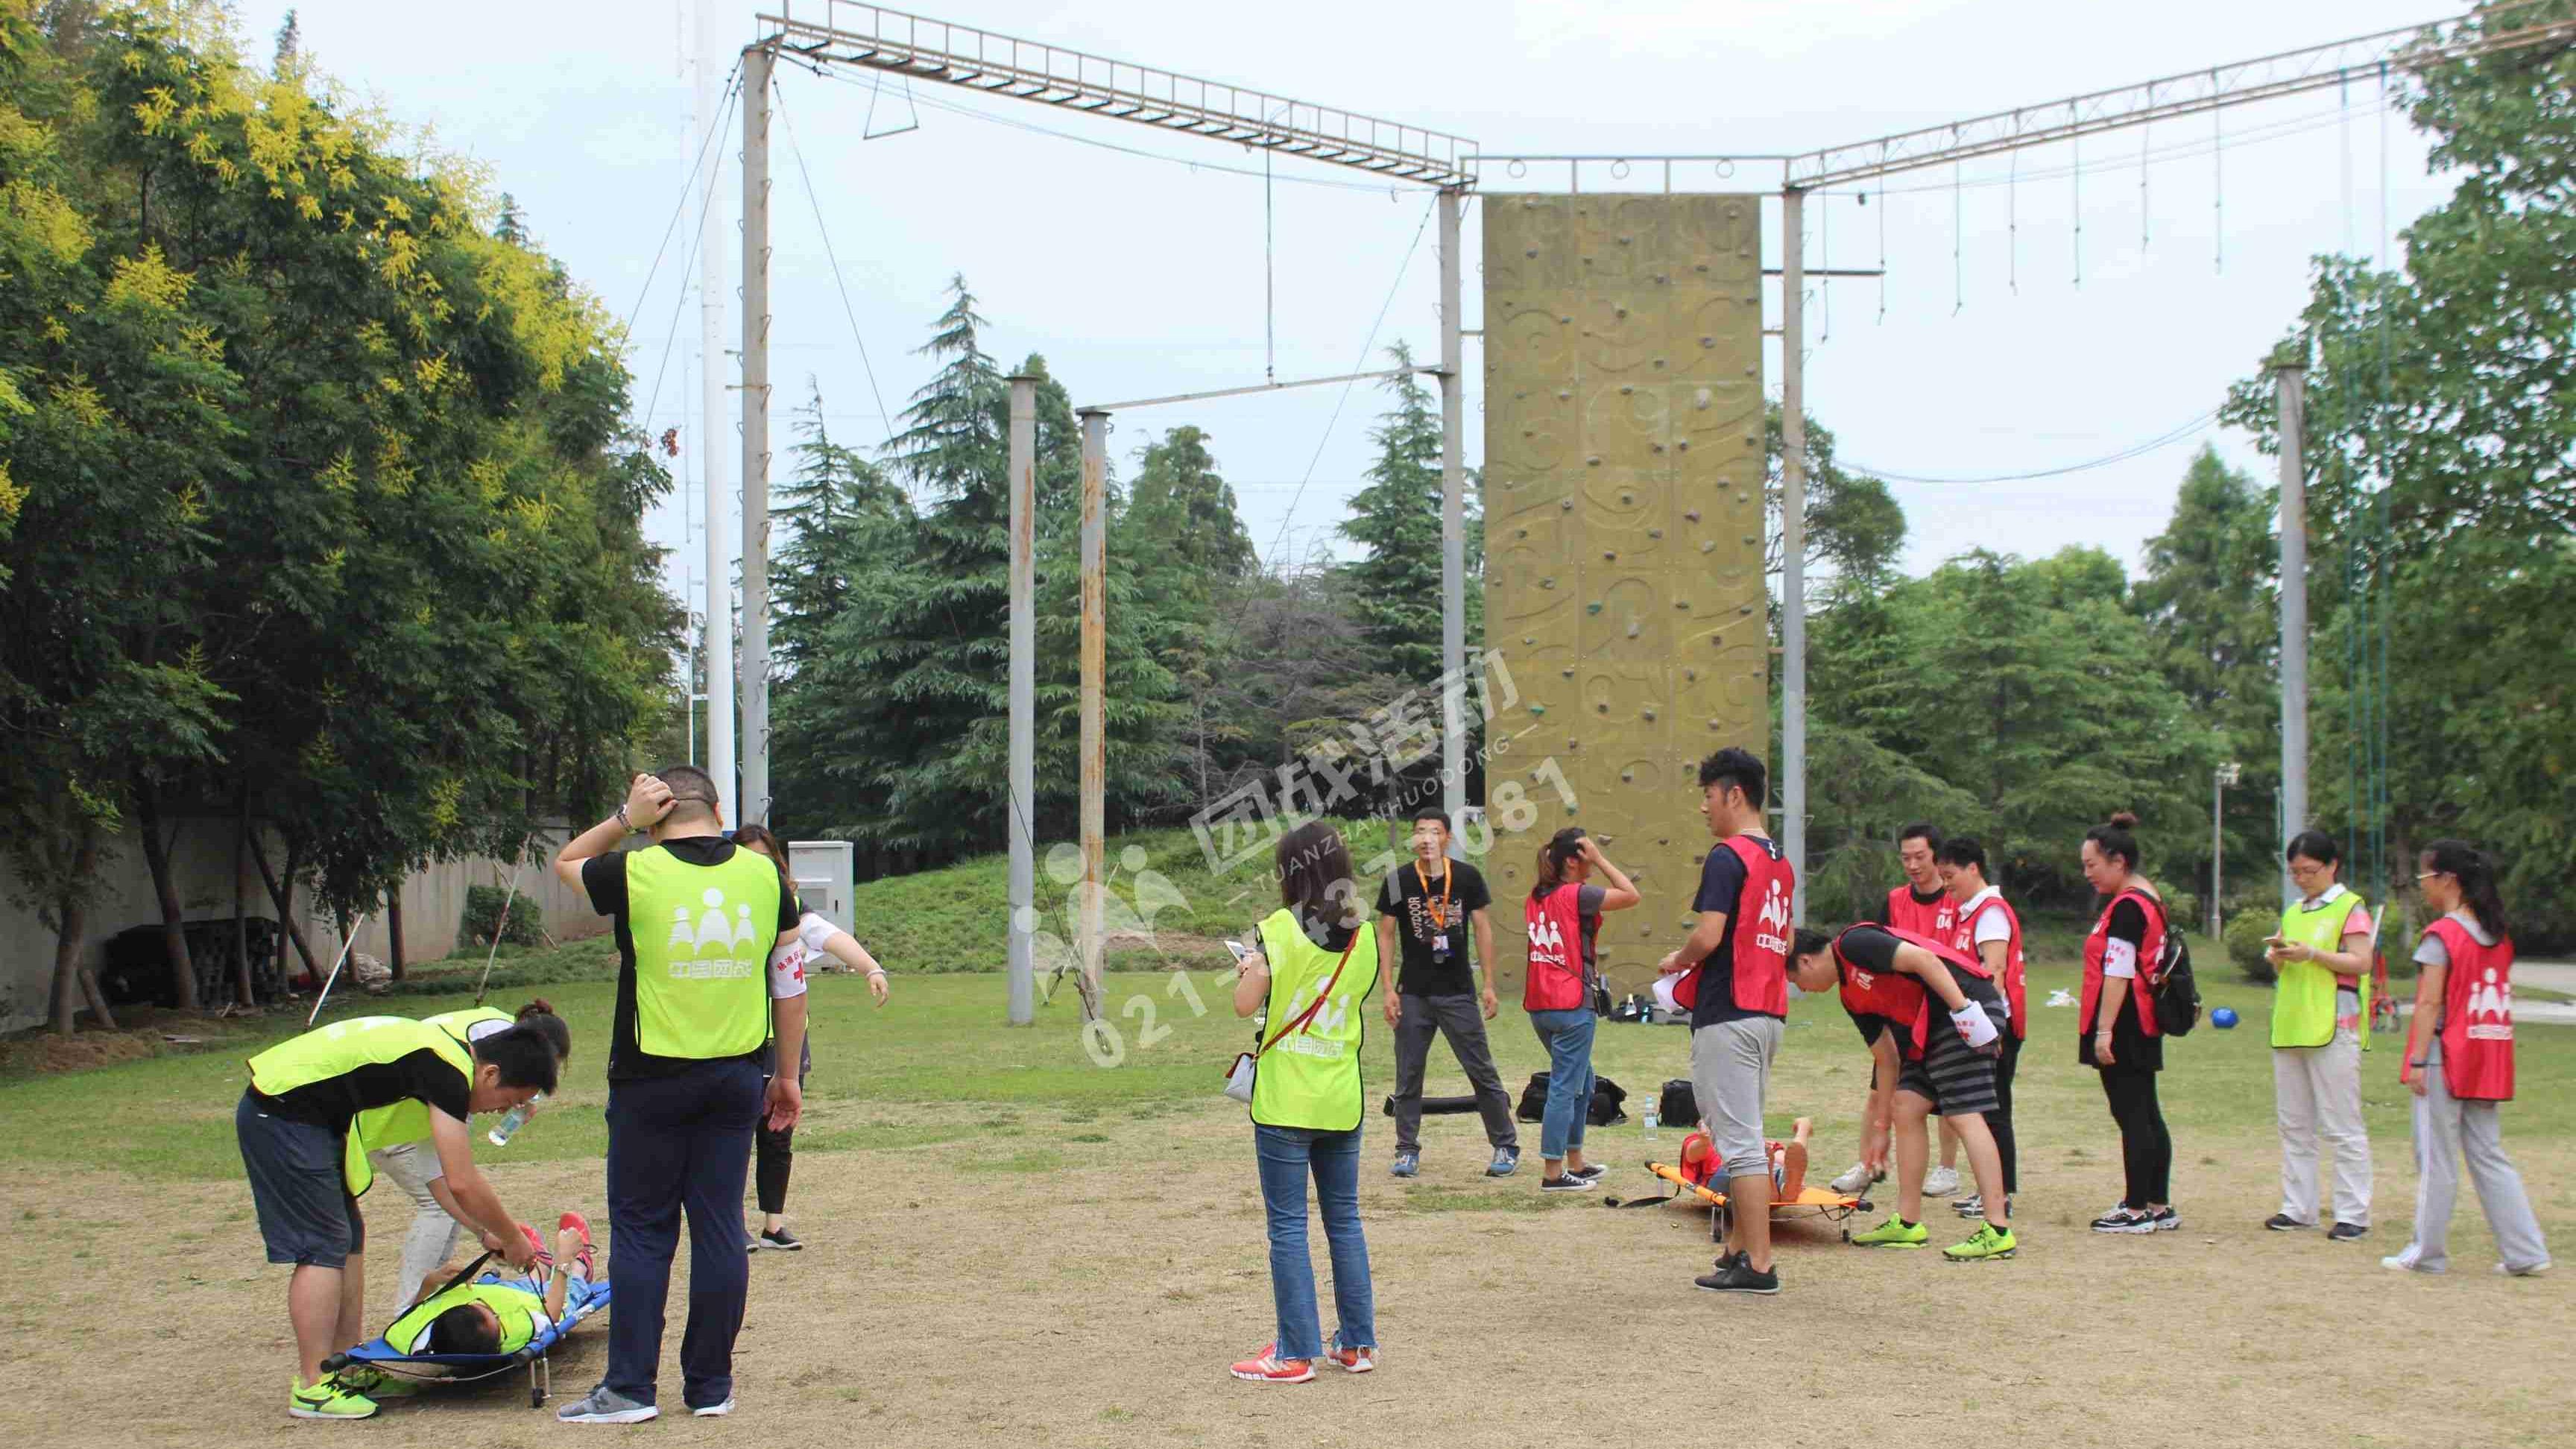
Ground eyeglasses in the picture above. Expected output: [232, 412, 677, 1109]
[2414, 871, 2445, 882]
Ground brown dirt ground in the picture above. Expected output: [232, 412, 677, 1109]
[4, 1090, 2569, 1447]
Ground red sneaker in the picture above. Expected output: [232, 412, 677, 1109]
[1227, 1345, 1315, 1384]
[518, 1222, 551, 1268]
[1322, 1344, 1377, 1374]
[559, 1211, 595, 1275]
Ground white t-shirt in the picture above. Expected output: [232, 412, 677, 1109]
[763, 912, 836, 1001]
[1958, 888, 2013, 947]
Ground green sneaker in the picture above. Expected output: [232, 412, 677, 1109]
[1851, 1215, 1929, 1248]
[288, 1376, 379, 1421]
[334, 1365, 420, 1399]
[1943, 1222, 2018, 1261]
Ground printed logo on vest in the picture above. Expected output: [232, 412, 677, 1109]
[1753, 879, 1792, 956]
[664, 887, 761, 979]
[2466, 966, 2513, 1041]
[1528, 914, 1568, 964]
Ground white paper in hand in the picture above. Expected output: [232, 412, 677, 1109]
[1951, 1003, 2001, 1052]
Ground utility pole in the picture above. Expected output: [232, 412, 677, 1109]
[2213, 760, 2241, 941]
[1437, 188, 1467, 841]
[1779, 187, 1808, 923]
[2276, 360, 2308, 901]
[1078, 408, 1108, 1018]
[1006, 376, 1038, 1026]
[695, 0, 733, 825]
[739, 42, 774, 827]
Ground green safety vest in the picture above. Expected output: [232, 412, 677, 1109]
[245, 1017, 473, 1196]
[2273, 887, 2372, 1049]
[353, 1007, 514, 1161]
[385, 1278, 545, 1357]
[628, 843, 780, 1060]
[1250, 909, 1380, 1132]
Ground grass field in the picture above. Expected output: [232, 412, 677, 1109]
[3, 911, 2570, 1446]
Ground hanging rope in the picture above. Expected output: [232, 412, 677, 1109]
[2138, 114, 2150, 255]
[2008, 135, 2020, 295]
[1265, 143, 1277, 385]
[2071, 131, 2083, 289]
[1875, 174, 1888, 324]
[2212, 69, 2225, 274]
[1952, 148, 1964, 315]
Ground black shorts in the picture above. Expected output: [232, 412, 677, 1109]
[236, 1092, 364, 1268]
[1895, 1004, 2005, 1117]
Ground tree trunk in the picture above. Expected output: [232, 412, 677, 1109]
[385, 890, 405, 981]
[134, 778, 201, 1011]
[47, 832, 108, 1034]
[233, 790, 254, 1007]
[247, 829, 323, 981]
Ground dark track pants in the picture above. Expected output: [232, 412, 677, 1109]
[606, 1057, 763, 1409]
[1989, 1032, 2021, 1195]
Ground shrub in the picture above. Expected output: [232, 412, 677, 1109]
[462, 884, 543, 948]
[2225, 910, 2279, 984]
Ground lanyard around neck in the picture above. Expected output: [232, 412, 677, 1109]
[1415, 859, 1452, 927]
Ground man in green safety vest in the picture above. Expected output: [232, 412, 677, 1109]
[549, 766, 806, 1424]
[2261, 830, 2375, 1241]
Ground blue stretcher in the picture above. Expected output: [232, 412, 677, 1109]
[324, 1254, 612, 1409]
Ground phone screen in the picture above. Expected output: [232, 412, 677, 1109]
[1224, 938, 1251, 961]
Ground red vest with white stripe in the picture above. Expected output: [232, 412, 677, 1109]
[2428, 918, 2515, 1102]
[2081, 887, 2167, 1039]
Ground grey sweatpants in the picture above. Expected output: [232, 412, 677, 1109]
[371, 1140, 464, 1307]
[2387, 1044, 2551, 1274]
[2274, 1031, 2372, 1228]
[1389, 994, 1518, 1155]
[1691, 1015, 1785, 1180]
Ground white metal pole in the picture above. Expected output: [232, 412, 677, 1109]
[695, 0, 734, 825]
[1437, 188, 1467, 839]
[1078, 409, 1108, 1017]
[739, 43, 774, 827]
[2277, 362, 2308, 902]
[2212, 772, 2224, 941]
[1780, 188, 1808, 924]
[1007, 376, 1038, 1026]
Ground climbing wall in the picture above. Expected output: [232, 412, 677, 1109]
[1481, 193, 1769, 999]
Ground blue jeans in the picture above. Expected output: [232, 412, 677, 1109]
[604, 1057, 764, 1409]
[1251, 1125, 1375, 1361]
[1530, 1008, 1597, 1163]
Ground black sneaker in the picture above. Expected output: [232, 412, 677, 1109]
[1540, 1174, 1593, 1193]
[1710, 1250, 1744, 1274]
[1568, 1163, 1607, 1183]
[2149, 1207, 2181, 1232]
[2264, 1213, 2309, 1232]
[758, 1227, 804, 1251]
[2326, 1222, 2368, 1243]
[2092, 1208, 2156, 1234]
[1693, 1260, 1781, 1295]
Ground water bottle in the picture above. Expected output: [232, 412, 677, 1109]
[487, 1094, 541, 1147]
[1642, 1110, 1659, 1143]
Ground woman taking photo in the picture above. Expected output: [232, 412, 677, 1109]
[1229, 821, 1380, 1384]
[731, 824, 891, 1253]
[2383, 841, 2551, 1277]
[1523, 828, 1641, 1191]
[2077, 812, 2177, 1234]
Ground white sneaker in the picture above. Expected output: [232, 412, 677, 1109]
[1921, 1166, 1962, 1199]
[558, 1386, 658, 1424]
[692, 1398, 736, 1418]
[1828, 1162, 1880, 1195]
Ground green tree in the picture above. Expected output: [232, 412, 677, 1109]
[1127, 426, 1254, 590]
[1338, 343, 1481, 687]
[1767, 402, 1907, 596]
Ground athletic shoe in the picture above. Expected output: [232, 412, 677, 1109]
[1851, 1215, 1930, 1249]
[1828, 1161, 1882, 1195]
[1920, 1166, 1962, 1198]
[1228, 1346, 1316, 1384]
[1693, 1260, 1781, 1295]
[1323, 1344, 1377, 1374]
[1943, 1223, 2018, 1261]
[289, 1377, 378, 1421]
[1486, 1146, 1521, 1178]
[758, 1228, 804, 1251]
[2381, 1253, 2442, 1274]
[1540, 1173, 1593, 1193]
[2092, 1208, 2156, 1234]
[1389, 1150, 1420, 1179]
[2264, 1213, 2309, 1232]
[1951, 1193, 1982, 1216]
[561, 1210, 597, 1276]
[691, 1398, 735, 1418]
[332, 1365, 419, 1400]
[1710, 1250, 1744, 1274]
[2326, 1222, 2369, 1243]
[558, 1385, 660, 1424]
[2494, 1260, 2553, 1278]
[2150, 1207, 2182, 1232]
[744, 1234, 760, 1252]
[1569, 1163, 1607, 1183]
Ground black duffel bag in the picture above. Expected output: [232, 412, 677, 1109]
[1515, 1071, 1629, 1126]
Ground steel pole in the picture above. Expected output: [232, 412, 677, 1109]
[1437, 188, 1467, 840]
[2276, 362, 2308, 901]
[2212, 774, 2224, 942]
[1078, 409, 1108, 1016]
[1780, 188, 1808, 924]
[695, 0, 734, 824]
[738, 44, 774, 827]
[1006, 376, 1038, 1026]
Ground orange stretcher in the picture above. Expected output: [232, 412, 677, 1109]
[1604, 1161, 1874, 1243]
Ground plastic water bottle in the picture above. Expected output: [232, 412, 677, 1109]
[1642, 1111, 1660, 1143]
[487, 1094, 541, 1147]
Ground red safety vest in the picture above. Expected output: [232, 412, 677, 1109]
[2081, 887, 2166, 1039]
[1886, 883, 1957, 942]
[1666, 836, 1795, 1017]
[1524, 883, 1589, 1012]
[2427, 918, 2515, 1102]
[1837, 924, 1988, 1059]
[1951, 894, 2027, 1041]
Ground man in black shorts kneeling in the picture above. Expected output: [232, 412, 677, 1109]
[1790, 925, 2015, 1262]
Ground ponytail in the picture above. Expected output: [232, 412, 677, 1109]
[511, 1000, 572, 1063]
[2422, 839, 2511, 941]
[1530, 827, 1586, 903]
[731, 822, 800, 909]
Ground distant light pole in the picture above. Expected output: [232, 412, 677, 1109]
[2212, 761, 2242, 941]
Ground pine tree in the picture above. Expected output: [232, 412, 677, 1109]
[1128, 426, 1255, 590]
[494, 193, 528, 245]
[1337, 343, 1480, 688]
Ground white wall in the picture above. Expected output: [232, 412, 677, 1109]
[0, 821, 605, 1034]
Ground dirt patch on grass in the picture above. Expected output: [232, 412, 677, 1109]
[0, 1006, 285, 1079]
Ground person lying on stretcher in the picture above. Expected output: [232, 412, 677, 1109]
[1679, 1117, 1812, 1200]
[399, 1213, 601, 1358]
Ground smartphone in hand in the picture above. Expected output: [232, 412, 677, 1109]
[1223, 938, 1252, 962]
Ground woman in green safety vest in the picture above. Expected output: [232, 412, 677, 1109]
[1225, 821, 1380, 1386]
[388, 1210, 603, 1360]
[2261, 831, 2375, 1241]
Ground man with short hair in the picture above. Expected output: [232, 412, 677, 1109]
[551, 768, 806, 1424]
[1937, 836, 2025, 1220]
[1377, 809, 1521, 1178]
[1657, 747, 1796, 1295]
[1831, 823, 1967, 1197]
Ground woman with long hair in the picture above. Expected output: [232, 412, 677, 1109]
[1228, 821, 1380, 1384]
[2383, 841, 2551, 1276]
[730, 824, 890, 1252]
[1522, 828, 1640, 1190]
[2077, 812, 2177, 1234]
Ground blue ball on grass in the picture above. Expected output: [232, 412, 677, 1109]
[2212, 1006, 2240, 1029]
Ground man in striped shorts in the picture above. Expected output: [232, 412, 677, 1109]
[1790, 924, 2016, 1262]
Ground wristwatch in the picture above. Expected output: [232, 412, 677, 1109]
[615, 802, 631, 830]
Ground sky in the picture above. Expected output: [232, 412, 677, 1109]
[233, 0, 2463, 619]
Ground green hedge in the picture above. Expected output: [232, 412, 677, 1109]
[461, 884, 543, 949]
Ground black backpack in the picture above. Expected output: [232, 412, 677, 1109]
[1516, 1071, 1630, 1126]
[2149, 927, 2200, 1037]
[1656, 1078, 1697, 1127]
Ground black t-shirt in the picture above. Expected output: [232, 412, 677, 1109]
[584, 835, 801, 1082]
[259, 1047, 472, 1133]
[1688, 835, 1785, 1029]
[1376, 858, 1493, 997]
